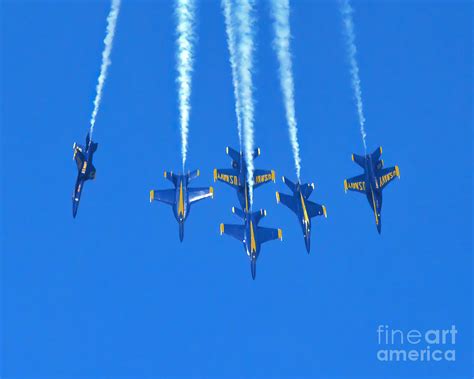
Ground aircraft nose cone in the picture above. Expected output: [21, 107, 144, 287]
[251, 260, 256, 280]
[72, 201, 78, 218]
[377, 223, 382, 234]
[179, 223, 184, 242]
[305, 236, 311, 253]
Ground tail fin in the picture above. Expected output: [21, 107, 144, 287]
[232, 206, 246, 219]
[282, 176, 297, 192]
[253, 147, 261, 159]
[86, 133, 91, 147]
[187, 169, 200, 181]
[90, 142, 98, 153]
[371, 146, 383, 162]
[253, 209, 267, 224]
[225, 146, 241, 163]
[164, 171, 177, 185]
[351, 153, 366, 169]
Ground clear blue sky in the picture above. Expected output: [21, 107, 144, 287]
[1, 1, 471, 378]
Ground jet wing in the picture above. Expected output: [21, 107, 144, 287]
[306, 200, 327, 218]
[276, 192, 297, 213]
[376, 166, 400, 190]
[74, 149, 85, 171]
[149, 189, 175, 205]
[220, 223, 245, 242]
[214, 168, 241, 188]
[344, 174, 366, 193]
[253, 169, 275, 189]
[189, 187, 213, 204]
[257, 227, 282, 244]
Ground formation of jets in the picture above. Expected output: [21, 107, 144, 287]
[71, 139, 400, 279]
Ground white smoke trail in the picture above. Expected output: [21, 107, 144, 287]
[270, 0, 301, 181]
[340, 0, 367, 151]
[176, 0, 195, 170]
[89, 0, 121, 139]
[235, 0, 256, 205]
[222, 0, 243, 147]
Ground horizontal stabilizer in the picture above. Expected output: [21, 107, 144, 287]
[352, 153, 366, 169]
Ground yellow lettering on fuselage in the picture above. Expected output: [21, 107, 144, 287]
[347, 181, 365, 191]
[178, 182, 184, 217]
[216, 172, 239, 186]
[250, 221, 257, 253]
[255, 174, 272, 184]
[379, 170, 397, 187]
[300, 193, 309, 224]
[81, 161, 88, 174]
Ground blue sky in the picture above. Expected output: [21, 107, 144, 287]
[1, 1, 472, 378]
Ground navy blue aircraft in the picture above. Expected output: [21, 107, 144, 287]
[220, 207, 282, 279]
[344, 147, 400, 233]
[150, 170, 213, 241]
[276, 176, 327, 253]
[72, 133, 98, 218]
[214, 146, 275, 212]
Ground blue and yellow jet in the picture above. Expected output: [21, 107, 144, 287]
[276, 176, 327, 253]
[344, 147, 400, 233]
[213, 146, 275, 212]
[150, 170, 214, 241]
[72, 133, 98, 218]
[220, 207, 282, 280]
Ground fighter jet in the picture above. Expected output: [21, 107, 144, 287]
[276, 176, 327, 253]
[220, 207, 282, 280]
[344, 147, 400, 233]
[149, 170, 214, 241]
[72, 133, 98, 218]
[214, 146, 275, 212]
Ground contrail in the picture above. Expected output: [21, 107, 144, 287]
[270, 0, 301, 181]
[340, 0, 367, 151]
[222, 0, 243, 147]
[235, 0, 256, 205]
[175, 0, 195, 170]
[89, 0, 121, 139]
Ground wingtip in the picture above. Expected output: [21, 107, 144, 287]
[149, 190, 154, 202]
[220, 223, 224, 235]
[322, 205, 327, 218]
[213, 168, 217, 182]
[278, 229, 283, 241]
[163, 171, 167, 178]
[281, 176, 285, 183]
[395, 165, 400, 178]
[351, 154, 355, 161]
[344, 180, 348, 193]
[232, 206, 236, 213]
[271, 170, 276, 183]
[275, 192, 280, 203]
[380, 146, 383, 155]
[197, 169, 200, 177]
[209, 186, 214, 198]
